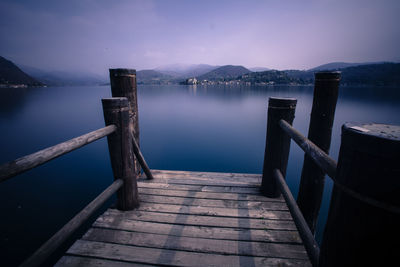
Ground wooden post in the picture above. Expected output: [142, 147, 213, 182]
[109, 68, 141, 175]
[319, 123, 400, 267]
[297, 71, 341, 233]
[261, 97, 297, 197]
[102, 97, 139, 210]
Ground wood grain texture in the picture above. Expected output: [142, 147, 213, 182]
[274, 169, 320, 267]
[138, 193, 288, 210]
[134, 202, 292, 220]
[93, 216, 301, 243]
[56, 256, 153, 267]
[102, 98, 139, 210]
[109, 68, 141, 175]
[319, 123, 400, 267]
[138, 186, 284, 202]
[297, 71, 340, 233]
[82, 228, 308, 259]
[100, 209, 297, 230]
[279, 119, 337, 179]
[56, 169, 311, 266]
[130, 131, 153, 179]
[66, 240, 311, 267]
[261, 97, 297, 197]
[138, 180, 266, 194]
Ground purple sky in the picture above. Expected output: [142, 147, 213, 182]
[1, 0, 399, 75]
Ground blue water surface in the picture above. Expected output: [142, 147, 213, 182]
[0, 84, 399, 265]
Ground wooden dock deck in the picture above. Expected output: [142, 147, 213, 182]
[56, 170, 311, 266]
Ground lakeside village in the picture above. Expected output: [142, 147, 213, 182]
[182, 76, 301, 86]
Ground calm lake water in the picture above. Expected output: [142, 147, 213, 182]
[1, 84, 400, 265]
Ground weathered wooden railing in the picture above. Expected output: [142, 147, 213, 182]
[261, 72, 400, 267]
[0, 69, 153, 267]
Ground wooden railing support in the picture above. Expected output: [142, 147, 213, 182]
[109, 68, 141, 175]
[102, 97, 139, 210]
[279, 119, 337, 179]
[297, 71, 341, 233]
[130, 131, 154, 179]
[261, 97, 297, 197]
[320, 123, 400, 267]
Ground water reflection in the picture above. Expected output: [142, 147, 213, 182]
[0, 84, 399, 264]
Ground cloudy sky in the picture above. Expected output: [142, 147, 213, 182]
[1, 0, 399, 75]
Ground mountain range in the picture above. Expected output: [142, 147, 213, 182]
[0, 56, 44, 87]
[18, 65, 107, 86]
[0, 55, 399, 87]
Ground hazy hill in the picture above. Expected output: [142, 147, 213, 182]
[197, 65, 251, 81]
[309, 61, 387, 71]
[235, 63, 400, 86]
[155, 64, 218, 78]
[18, 64, 108, 86]
[0, 56, 44, 86]
[340, 63, 400, 86]
[249, 67, 270, 72]
[136, 69, 174, 84]
[239, 70, 304, 85]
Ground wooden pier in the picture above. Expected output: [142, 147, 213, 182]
[57, 169, 311, 266]
[1, 69, 399, 267]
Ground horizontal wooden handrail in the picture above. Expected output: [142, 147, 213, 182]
[0, 125, 117, 183]
[130, 131, 154, 179]
[273, 169, 320, 267]
[279, 119, 337, 179]
[20, 178, 123, 267]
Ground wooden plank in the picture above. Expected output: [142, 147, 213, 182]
[66, 240, 311, 266]
[138, 186, 284, 202]
[138, 181, 203, 191]
[136, 202, 292, 220]
[139, 177, 260, 187]
[146, 172, 261, 184]
[101, 209, 296, 230]
[93, 217, 301, 243]
[138, 181, 268, 195]
[150, 169, 261, 179]
[83, 228, 308, 259]
[139, 194, 288, 210]
[0, 125, 116, 183]
[56, 256, 152, 267]
[202, 185, 263, 194]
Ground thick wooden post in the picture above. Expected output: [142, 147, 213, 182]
[109, 69, 140, 175]
[102, 97, 139, 210]
[261, 97, 297, 197]
[320, 123, 400, 267]
[297, 71, 341, 233]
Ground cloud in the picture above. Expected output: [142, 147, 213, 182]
[0, 0, 399, 73]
